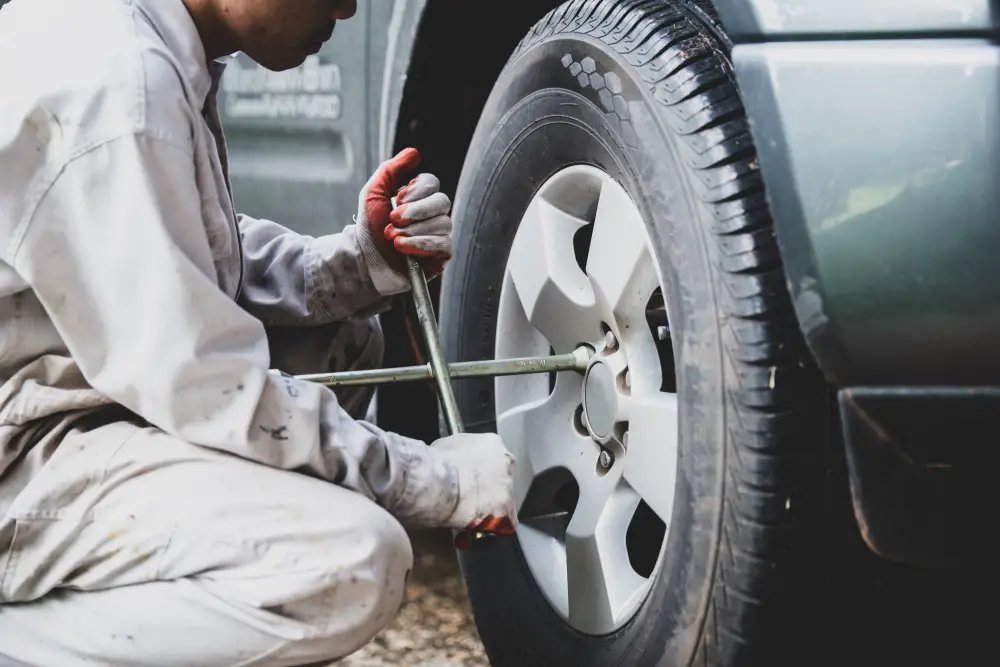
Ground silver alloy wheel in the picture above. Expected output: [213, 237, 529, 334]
[494, 165, 679, 636]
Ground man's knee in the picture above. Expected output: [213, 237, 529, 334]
[326, 317, 383, 419]
[275, 501, 412, 659]
[264, 316, 384, 378]
[344, 316, 384, 373]
[343, 509, 411, 642]
[311, 316, 384, 375]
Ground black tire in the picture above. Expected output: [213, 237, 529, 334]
[439, 1, 824, 665]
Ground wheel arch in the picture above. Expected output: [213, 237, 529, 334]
[374, 0, 564, 443]
[381, 1, 740, 191]
[381, 0, 565, 195]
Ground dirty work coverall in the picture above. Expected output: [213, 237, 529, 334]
[0, 0, 462, 664]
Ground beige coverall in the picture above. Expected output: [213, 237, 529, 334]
[0, 0, 463, 664]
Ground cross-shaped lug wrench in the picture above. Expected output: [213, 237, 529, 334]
[294, 265, 592, 546]
[404, 257, 511, 551]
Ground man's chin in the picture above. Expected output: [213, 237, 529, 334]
[254, 49, 313, 72]
[306, 41, 324, 56]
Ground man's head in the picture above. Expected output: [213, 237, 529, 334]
[184, 0, 358, 70]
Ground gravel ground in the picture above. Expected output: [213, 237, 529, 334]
[338, 530, 490, 667]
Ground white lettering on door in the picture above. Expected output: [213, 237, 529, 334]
[222, 55, 343, 120]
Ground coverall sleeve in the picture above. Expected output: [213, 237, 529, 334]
[237, 214, 396, 326]
[10, 130, 459, 529]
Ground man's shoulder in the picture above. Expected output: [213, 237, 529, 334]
[0, 0, 193, 151]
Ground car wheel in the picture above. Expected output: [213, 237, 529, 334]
[439, 1, 824, 665]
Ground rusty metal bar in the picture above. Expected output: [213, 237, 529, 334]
[297, 346, 591, 388]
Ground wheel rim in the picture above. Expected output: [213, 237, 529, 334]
[495, 165, 679, 636]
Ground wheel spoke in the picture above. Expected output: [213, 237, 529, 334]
[495, 272, 554, 414]
[497, 378, 594, 509]
[623, 391, 679, 524]
[508, 196, 602, 351]
[515, 521, 570, 617]
[565, 474, 647, 634]
[586, 178, 658, 326]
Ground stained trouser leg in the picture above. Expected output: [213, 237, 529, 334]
[0, 396, 412, 666]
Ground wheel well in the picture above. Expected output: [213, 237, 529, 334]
[387, 0, 729, 202]
[391, 0, 563, 195]
[377, 0, 562, 443]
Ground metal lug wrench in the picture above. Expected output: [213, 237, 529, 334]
[296, 348, 591, 387]
[292, 262, 591, 544]
[404, 257, 503, 550]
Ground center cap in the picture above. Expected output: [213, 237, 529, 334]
[583, 362, 617, 440]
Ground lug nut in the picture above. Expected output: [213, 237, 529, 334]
[598, 450, 614, 469]
[605, 330, 617, 349]
[657, 326, 669, 341]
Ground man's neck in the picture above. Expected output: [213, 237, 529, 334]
[182, 0, 237, 61]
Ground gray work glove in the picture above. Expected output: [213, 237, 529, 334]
[432, 433, 518, 534]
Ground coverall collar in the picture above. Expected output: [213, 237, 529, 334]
[133, 0, 218, 107]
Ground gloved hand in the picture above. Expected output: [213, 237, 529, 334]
[355, 147, 453, 295]
[433, 433, 518, 535]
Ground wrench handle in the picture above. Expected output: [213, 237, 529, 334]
[405, 258, 463, 434]
[405, 258, 497, 550]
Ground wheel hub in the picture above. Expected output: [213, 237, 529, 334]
[582, 348, 630, 448]
[583, 362, 616, 440]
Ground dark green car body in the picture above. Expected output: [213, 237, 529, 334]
[715, 0, 1000, 566]
[719, 1, 1000, 389]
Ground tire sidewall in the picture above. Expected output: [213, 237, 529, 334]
[441, 34, 728, 667]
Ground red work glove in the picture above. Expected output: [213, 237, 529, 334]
[355, 147, 453, 295]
